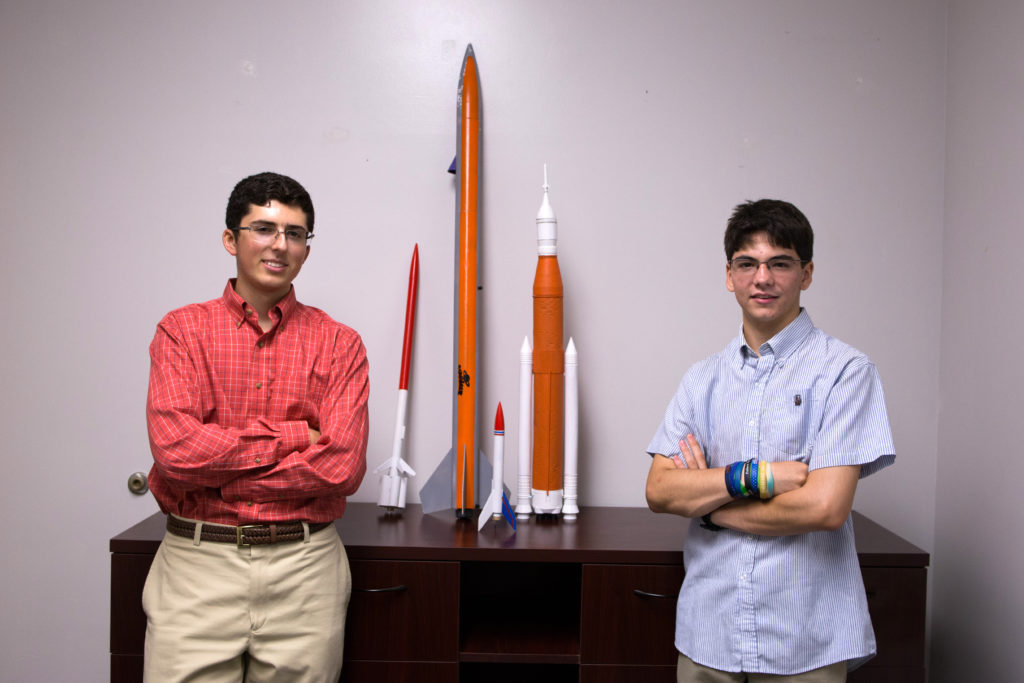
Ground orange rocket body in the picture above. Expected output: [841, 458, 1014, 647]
[416, 44, 485, 518]
[532, 255, 564, 493]
[455, 46, 481, 515]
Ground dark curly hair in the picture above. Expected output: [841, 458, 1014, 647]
[723, 199, 813, 262]
[225, 172, 315, 233]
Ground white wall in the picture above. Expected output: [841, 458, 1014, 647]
[0, 1, 948, 680]
[932, 1, 1024, 680]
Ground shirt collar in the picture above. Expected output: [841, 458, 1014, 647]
[222, 279, 298, 328]
[736, 308, 814, 363]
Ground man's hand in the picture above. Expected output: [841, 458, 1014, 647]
[648, 434, 732, 517]
[671, 434, 708, 469]
[770, 460, 809, 495]
[307, 424, 321, 447]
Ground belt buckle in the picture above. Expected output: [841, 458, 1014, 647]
[236, 524, 262, 547]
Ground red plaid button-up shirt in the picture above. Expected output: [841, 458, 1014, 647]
[146, 281, 368, 524]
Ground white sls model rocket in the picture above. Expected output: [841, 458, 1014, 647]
[517, 167, 581, 518]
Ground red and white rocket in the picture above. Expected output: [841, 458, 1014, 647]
[375, 245, 419, 511]
[478, 403, 516, 531]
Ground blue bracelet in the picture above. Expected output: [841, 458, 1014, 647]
[725, 462, 740, 497]
[724, 462, 741, 499]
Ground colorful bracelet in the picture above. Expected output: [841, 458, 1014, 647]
[726, 459, 779, 500]
[727, 461, 745, 498]
[724, 462, 738, 497]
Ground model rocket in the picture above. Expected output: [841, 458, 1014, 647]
[478, 403, 516, 531]
[420, 44, 489, 518]
[562, 338, 579, 520]
[375, 244, 419, 512]
[515, 337, 533, 519]
[531, 166, 565, 514]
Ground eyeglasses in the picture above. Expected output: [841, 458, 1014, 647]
[728, 256, 808, 276]
[233, 223, 314, 247]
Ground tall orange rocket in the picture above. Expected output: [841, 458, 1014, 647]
[531, 167, 565, 514]
[418, 44, 487, 518]
[454, 44, 481, 518]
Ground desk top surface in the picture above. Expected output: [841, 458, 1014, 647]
[111, 504, 927, 567]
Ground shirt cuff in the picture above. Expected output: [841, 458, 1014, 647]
[276, 420, 313, 458]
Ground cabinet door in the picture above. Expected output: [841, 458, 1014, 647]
[344, 560, 459, 662]
[580, 564, 683, 665]
[110, 552, 156, 656]
[862, 567, 927, 668]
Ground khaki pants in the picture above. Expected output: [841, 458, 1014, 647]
[143, 521, 351, 683]
[678, 654, 847, 683]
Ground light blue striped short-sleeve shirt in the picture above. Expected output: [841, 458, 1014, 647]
[647, 309, 895, 675]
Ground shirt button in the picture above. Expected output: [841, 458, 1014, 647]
[247, 501, 253, 506]
[257, 341, 265, 349]
[255, 457, 261, 464]
[748, 419, 755, 427]
[255, 382, 262, 389]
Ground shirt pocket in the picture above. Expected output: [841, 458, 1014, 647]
[762, 385, 813, 458]
[273, 349, 330, 423]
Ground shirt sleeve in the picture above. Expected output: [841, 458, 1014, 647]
[809, 357, 895, 477]
[647, 371, 699, 460]
[219, 330, 369, 503]
[146, 315, 311, 490]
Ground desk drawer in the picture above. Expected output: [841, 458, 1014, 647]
[344, 560, 459, 662]
[580, 564, 683, 665]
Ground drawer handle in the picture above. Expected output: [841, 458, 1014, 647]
[633, 589, 676, 599]
[356, 584, 408, 594]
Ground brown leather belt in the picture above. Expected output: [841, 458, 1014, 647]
[166, 516, 331, 547]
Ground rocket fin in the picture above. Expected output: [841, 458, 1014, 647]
[420, 448, 492, 514]
[501, 492, 517, 530]
[419, 449, 455, 514]
[373, 457, 416, 478]
[477, 489, 501, 531]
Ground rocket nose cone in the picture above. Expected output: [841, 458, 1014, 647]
[537, 192, 556, 221]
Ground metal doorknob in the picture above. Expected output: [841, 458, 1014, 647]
[128, 471, 149, 495]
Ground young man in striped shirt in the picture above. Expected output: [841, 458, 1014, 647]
[144, 172, 369, 682]
[646, 199, 894, 682]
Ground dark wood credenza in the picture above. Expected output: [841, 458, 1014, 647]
[110, 504, 927, 682]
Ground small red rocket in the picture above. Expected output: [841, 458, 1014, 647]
[375, 244, 419, 512]
[478, 403, 515, 531]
